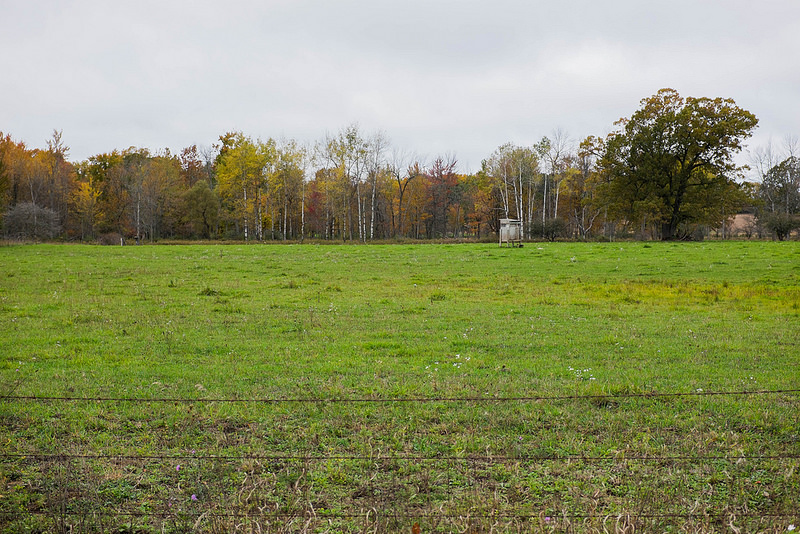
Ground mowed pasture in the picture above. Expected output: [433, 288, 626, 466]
[0, 242, 798, 533]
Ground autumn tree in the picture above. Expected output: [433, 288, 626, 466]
[535, 130, 571, 225]
[404, 166, 430, 239]
[272, 139, 308, 240]
[0, 133, 13, 208]
[598, 89, 758, 240]
[0, 132, 74, 232]
[558, 136, 608, 239]
[215, 133, 275, 240]
[306, 167, 339, 239]
[365, 132, 390, 240]
[38, 130, 77, 234]
[483, 143, 539, 236]
[75, 150, 127, 236]
[71, 169, 102, 240]
[760, 156, 800, 215]
[317, 124, 370, 240]
[388, 154, 423, 238]
[0, 133, 30, 219]
[118, 148, 150, 240]
[183, 180, 219, 238]
[369, 167, 395, 239]
[138, 153, 183, 241]
[759, 155, 800, 239]
[180, 145, 207, 187]
[424, 157, 459, 238]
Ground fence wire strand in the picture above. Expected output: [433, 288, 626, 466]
[0, 509, 796, 521]
[3, 387, 797, 529]
[3, 387, 799, 404]
[2, 452, 798, 462]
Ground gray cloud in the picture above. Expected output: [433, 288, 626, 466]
[2, 0, 798, 172]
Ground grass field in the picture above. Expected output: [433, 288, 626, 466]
[1, 242, 798, 533]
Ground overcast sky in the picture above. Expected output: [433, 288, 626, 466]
[2, 0, 798, 173]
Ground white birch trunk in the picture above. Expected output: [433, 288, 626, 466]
[243, 185, 248, 241]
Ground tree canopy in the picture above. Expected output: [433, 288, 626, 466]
[4, 94, 797, 242]
[598, 88, 758, 240]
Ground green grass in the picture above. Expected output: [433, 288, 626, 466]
[1, 242, 798, 533]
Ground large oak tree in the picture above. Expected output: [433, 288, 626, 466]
[599, 88, 758, 240]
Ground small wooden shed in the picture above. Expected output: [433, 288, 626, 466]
[499, 218, 522, 247]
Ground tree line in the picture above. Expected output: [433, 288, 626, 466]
[2, 89, 798, 242]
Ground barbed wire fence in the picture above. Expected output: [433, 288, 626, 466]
[2, 388, 799, 533]
[7, 387, 800, 404]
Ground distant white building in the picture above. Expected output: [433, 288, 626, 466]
[499, 218, 522, 247]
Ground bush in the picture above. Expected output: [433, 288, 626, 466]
[2, 202, 61, 240]
[528, 218, 568, 241]
[762, 212, 800, 241]
[97, 233, 125, 246]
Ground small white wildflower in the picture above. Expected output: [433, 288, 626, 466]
[787, 525, 795, 532]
